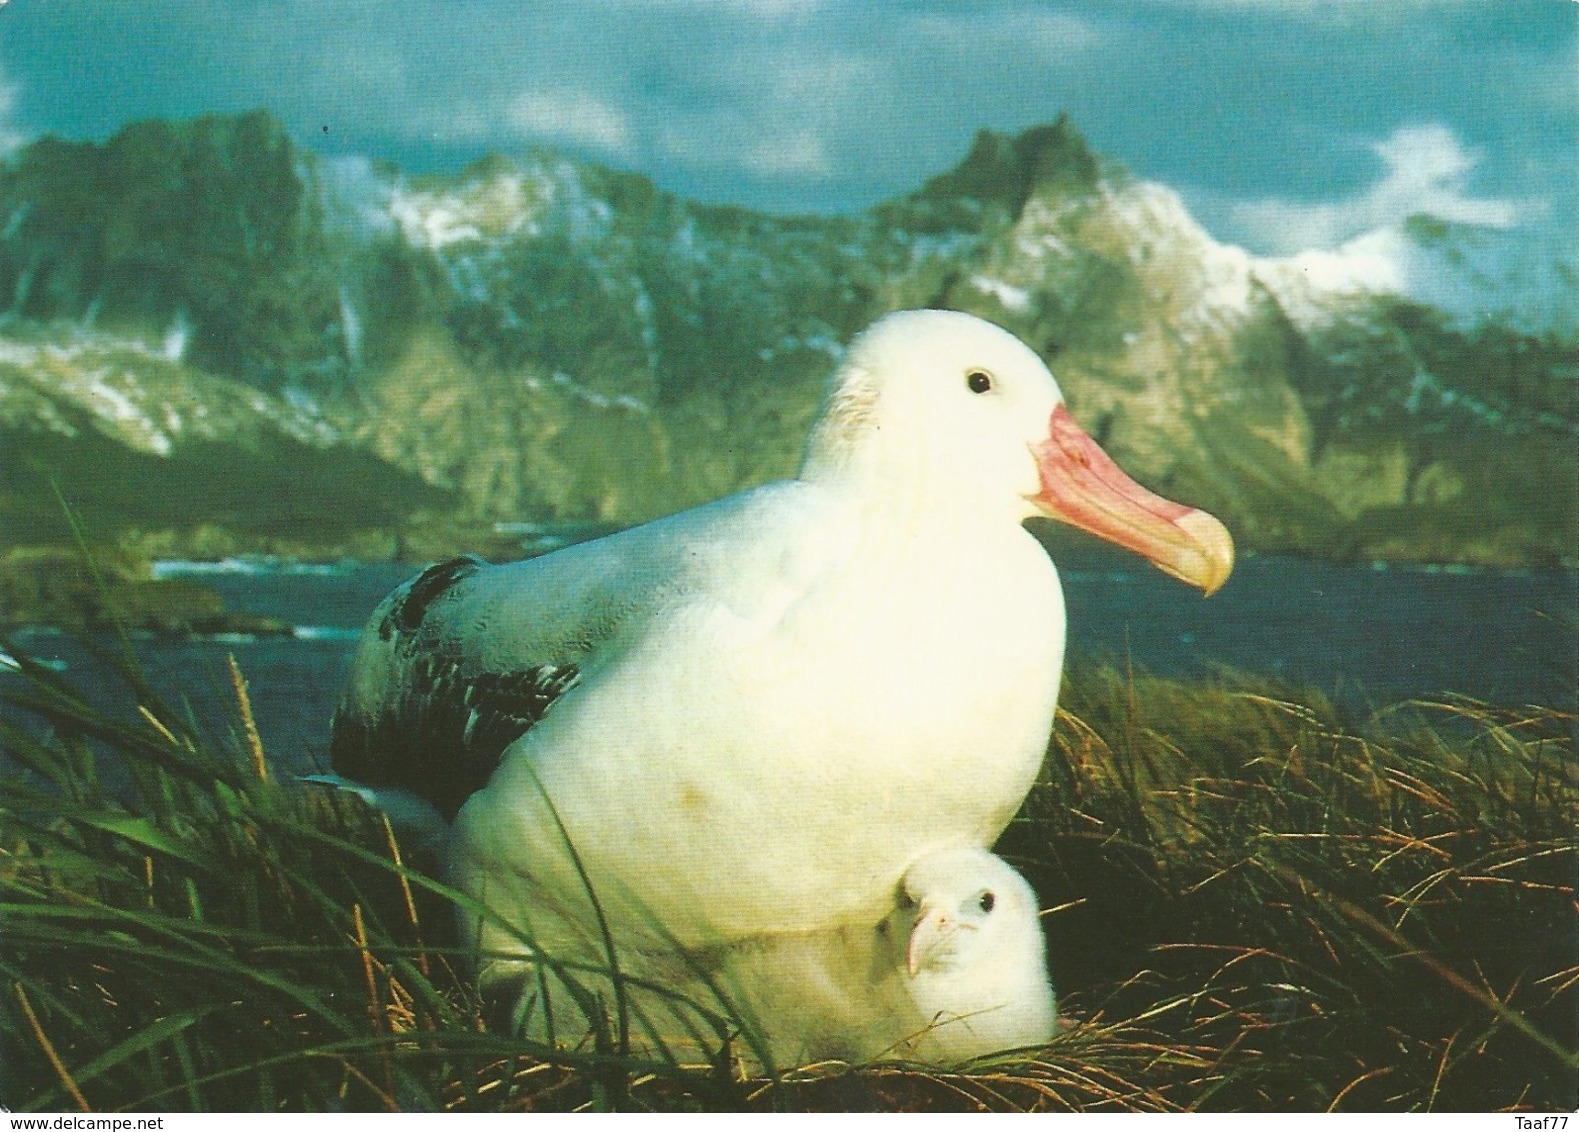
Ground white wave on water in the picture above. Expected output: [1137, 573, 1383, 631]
[151, 556, 362, 579]
[206, 632, 265, 645]
[293, 626, 363, 642]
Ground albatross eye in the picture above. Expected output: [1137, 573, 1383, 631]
[978, 891, 996, 914]
[966, 369, 994, 394]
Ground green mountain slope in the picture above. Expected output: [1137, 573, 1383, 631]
[0, 111, 1572, 567]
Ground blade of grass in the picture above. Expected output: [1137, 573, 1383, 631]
[13, 982, 91, 1112]
[226, 654, 268, 785]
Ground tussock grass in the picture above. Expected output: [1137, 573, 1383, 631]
[0, 644, 1573, 1112]
[1008, 669, 1577, 1111]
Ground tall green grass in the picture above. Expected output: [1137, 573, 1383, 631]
[1, 641, 1573, 1112]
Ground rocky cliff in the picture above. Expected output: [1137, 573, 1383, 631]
[1, 111, 1572, 568]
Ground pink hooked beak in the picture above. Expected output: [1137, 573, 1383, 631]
[1029, 405, 1234, 595]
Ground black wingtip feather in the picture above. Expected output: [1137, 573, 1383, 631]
[330, 660, 580, 820]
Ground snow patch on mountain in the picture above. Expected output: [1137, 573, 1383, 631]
[1097, 175, 1567, 338]
[389, 173, 537, 250]
[969, 274, 1033, 313]
[0, 330, 341, 455]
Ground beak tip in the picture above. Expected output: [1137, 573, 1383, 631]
[1176, 509, 1235, 596]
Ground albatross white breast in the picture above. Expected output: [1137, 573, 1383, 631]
[330, 309, 1232, 975]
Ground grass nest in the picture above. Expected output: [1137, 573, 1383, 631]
[0, 639, 1573, 1112]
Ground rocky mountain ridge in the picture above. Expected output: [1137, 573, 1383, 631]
[1, 110, 1573, 572]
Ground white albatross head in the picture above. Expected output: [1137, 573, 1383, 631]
[802, 309, 1233, 594]
[888, 845, 1057, 1060]
[898, 846, 1044, 978]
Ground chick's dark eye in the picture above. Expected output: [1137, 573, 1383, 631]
[966, 370, 993, 394]
[979, 891, 996, 914]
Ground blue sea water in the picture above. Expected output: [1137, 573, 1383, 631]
[4, 551, 1574, 778]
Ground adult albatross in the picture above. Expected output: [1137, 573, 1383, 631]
[330, 309, 1232, 966]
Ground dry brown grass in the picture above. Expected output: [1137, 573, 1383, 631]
[1, 649, 1573, 1112]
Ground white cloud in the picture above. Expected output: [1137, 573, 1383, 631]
[760, 53, 882, 105]
[1272, 228, 1410, 297]
[1232, 124, 1522, 254]
[506, 90, 634, 158]
[701, 0, 825, 19]
[624, 0, 826, 20]
[1149, 0, 1475, 23]
[658, 117, 837, 182]
[404, 102, 497, 145]
[327, 44, 407, 92]
[741, 129, 832, 178]
[911, 8, 1102, 61]
[649, 48, 877, 184]
[1369, 126, 1520, 228]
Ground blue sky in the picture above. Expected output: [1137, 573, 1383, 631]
[0, 0, 1572, 260]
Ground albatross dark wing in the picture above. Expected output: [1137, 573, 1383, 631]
[329, 556, 581, 821]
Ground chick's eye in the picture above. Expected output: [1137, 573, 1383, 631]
[978, 891, 996, 914]
[966, 369, 993, 394]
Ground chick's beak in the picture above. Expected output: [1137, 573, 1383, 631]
[906, 902, 954, 977]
